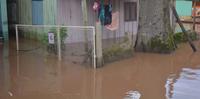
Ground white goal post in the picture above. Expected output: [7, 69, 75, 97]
[15, 24, 97, 69]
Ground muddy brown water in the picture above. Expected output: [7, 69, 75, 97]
[1, 41, 200, 99]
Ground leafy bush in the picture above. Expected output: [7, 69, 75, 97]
[103, 33, 134, 63]
[42, 27, 68, 54]
[149, 33, 175, 53]
[174, 31, 199, 44]
[149, 31, 199, 53]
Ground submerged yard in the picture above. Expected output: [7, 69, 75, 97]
[1, 40, 200, 99]
[1, 0, 200, 99]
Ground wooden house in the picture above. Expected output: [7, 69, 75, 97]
[176, 0, 193, 17]
[192, 1, 200, 16]
[175, 0, 193, 33]
[4, 0, 140, 66]
[0, 0, 8, 41]
[175, 0, 200, 33]
[8, 0, 139, 44]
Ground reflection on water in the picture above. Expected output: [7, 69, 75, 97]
[124, 91, 141, 99]
[166, 68, 200, 99]
[1, 41, 200, 99]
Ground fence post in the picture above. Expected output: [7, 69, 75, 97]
[57, 26, 62, 61]
[82, 0, 89, 53]
[15, 25, 19, 51]
[92, 27, 97, 69]
[95, 22, 103, 68]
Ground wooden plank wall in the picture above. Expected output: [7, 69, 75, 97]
[57, 0, 138, 43]
[0, 0, 9, 40]
[14, 0, 138, 43]
[43, 0, 57, 25]
[32, 0, 43, 25]
[15, 0, 57, 38]
[17, 0, 32, 24]
[17, 0, 57, 25]
[0, 3, 2, 37]
[90, 0, 139, 42]
[57, 0, 85, 43]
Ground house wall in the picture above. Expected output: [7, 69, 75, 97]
[17, 0, 32, 24]
[32, 0, 43, 25]
[57, 0, 83, 26]
[176, 1, 192, 16]
[0, 3, 2, 38]
[98, 0, 138, 42]
[14, 0, 139, 43]
[0, 0, 9, 40]
[43, 0, 57, 25]
[57, 0, 84, 43]
[7, 1, 17, 25]
[175, 1, 193, 33]
[57, 0, 139, 43]
[16, 0, 56, 25]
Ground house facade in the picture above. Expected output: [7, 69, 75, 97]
[9, 0, 139, 43]
[0, 0, 8, 41]
[176, 0, 192, 16]
[175, 0, 193, 33]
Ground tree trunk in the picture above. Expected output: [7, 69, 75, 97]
[135, 0, 174, 53]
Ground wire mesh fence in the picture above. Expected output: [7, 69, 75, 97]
[15, 25, 96, 68]
[101, 29, 136, 63]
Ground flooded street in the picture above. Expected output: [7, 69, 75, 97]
[1, 41, 200, 99]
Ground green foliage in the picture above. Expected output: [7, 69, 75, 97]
[60, 27, 68, 44]
[173, 32, 186, 43]
[174, 31, 199, 44]
[103, 33, 133, 63]
[190, 31, 199, 40]
[41, 27, 68, 54]
[42, 27, 67, 44]
[103, 45, 133, 63]
[149, 33, 175, 53]
[149, 31, 199, 53]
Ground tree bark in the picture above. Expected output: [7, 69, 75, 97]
[135, 0, 173, 53]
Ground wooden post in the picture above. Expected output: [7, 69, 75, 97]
[171, 4, 197, 52]
[82, 0, 89, 52]
[193, 1, 197, 31]
[95, 22, 103, 68]
[57, 27, 61, 61]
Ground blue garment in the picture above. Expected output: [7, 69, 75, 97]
[104, 4, 112, 25]
[98, 0, 105, 25]
[98, 0, 112, 25]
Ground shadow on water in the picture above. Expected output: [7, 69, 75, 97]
[1, 41, 200, 99]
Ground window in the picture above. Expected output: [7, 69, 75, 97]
[124, 2, 137, 21]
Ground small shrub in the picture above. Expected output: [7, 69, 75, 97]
[174, 31, 199, 44]
[149, 33, 175, 53]
[149, 31, 199, 53]
[103, 33, 134, 63]
[41, 27, 68, 54]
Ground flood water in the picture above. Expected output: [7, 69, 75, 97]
[1, 41, 200, 99]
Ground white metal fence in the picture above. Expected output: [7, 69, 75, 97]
[15, 24, 96, 68]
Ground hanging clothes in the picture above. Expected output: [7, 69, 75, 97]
[98, 0, 105, 25]
[105, 11, 119, 31]
[98, 0, 112, 25]
[93, 1, 100, 11]
[104, 4, 112, 25]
